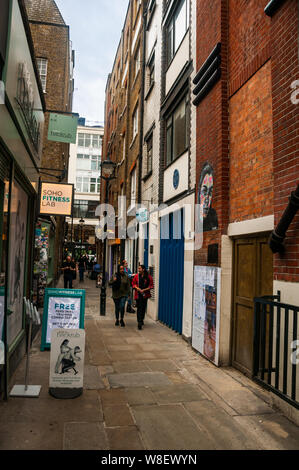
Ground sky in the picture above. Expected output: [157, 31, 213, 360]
[55, 0, 129, 126]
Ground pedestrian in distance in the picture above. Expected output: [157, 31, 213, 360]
[123, 259, 135, 313]
[109, 264, 131, 327]
[132, 265, 154, 330]
[78, 255, 86, 283]
[61, 255, 76, 289]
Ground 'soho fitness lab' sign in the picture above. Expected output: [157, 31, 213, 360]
[39, 182, 74, 217]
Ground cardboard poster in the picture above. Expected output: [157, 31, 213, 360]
[50, 329, 85, 389]
[192, 266, 221, 365]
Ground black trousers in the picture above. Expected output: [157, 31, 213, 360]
[64, 277, 73, 289]
[136, 296, 148, 325]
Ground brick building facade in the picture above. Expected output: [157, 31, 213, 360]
[193, 0, 299, 374]
[24, 0, 75, 287]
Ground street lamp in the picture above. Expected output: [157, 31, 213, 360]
[79, 218, 85, 256]
[100, 156, 117, 316]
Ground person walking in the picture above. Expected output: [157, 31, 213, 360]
[78, 255, 86, 283]
[123, 259, 135, 313]
[61, 255, 76, 289]
[132, 265, 154, 330]
[109, 264, 131, 327]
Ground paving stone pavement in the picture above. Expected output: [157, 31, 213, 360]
[1, 277, 299, 450]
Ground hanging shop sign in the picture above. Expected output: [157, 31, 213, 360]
[48, 113, 78, 144]
[49, 328, 85, 399]
[41, 288, 85, 351]
[39, 182, 74, 217]
[192, 266, 221, 366]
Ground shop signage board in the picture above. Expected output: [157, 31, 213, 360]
[49, 328, 85, 399]
[192, 266, 221, 366]
[48, 113, 78, 144]
[39, 182, 74, 217]
[41, 288, 85, 351]
[4, 0, 44, 165]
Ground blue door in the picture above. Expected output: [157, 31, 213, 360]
[158, 210, 184, 334]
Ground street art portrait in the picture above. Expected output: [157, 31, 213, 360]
[197, 163, 218, 232]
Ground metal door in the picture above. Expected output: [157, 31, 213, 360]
[158, 210, 184, 334]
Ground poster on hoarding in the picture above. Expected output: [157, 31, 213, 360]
[192, 266, 221, 366]
[41, 289, 85, 351]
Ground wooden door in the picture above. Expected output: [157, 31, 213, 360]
[232, 235, 273, 375]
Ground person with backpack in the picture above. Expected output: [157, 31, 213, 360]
[132, 265, 154, 330]
[109, 264, 131, 327]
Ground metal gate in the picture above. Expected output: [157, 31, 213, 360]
[253, 294, 299, 409]
[158, 210, 184, 334]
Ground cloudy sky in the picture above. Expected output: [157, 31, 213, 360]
[55, 0, 129, 125]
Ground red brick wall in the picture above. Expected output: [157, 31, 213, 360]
[229, 61, 274, 222]
[228, 0, 271, 95]
[194, 0, 229, 266]
[270, 0, 299, 282]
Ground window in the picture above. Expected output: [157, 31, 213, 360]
[134, 45, 140, 78]
[131, 168, 137, 205]
[78, 133, 101, 148]
[76, 154, 101, 171]
[165, 94, 189, 166]
[146, 133, 153, 175]
[132, 105, 138, 139]
[76, 176, 101, 193]
[166, 0, 189, 67]
[147, 53, 155, 90]
[36, 58, 48, 92]
[73, 200, 99, 219]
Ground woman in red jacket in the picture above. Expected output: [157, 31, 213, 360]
[132, 265, 154, 330]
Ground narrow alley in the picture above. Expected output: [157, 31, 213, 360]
[0, 277, 299, 451]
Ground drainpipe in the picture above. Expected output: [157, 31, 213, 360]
[135, 1, 147, 270]
[269, 183, 299, 254]
[138, 2, 147, 205]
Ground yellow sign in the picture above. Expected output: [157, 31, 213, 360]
[39, 182, 74, 216]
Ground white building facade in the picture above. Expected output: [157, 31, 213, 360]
[67, 124, 104, 249]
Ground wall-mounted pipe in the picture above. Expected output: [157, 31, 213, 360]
[269, 184, 299, 253]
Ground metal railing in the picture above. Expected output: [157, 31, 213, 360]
[253, 293, 299, 409]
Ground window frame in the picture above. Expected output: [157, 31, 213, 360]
[164, 92, 190, 168]
[165, 0, 190, 68]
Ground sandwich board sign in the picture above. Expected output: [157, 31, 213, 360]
[41, 288, 85, 351]
[49, 328, 85, 399]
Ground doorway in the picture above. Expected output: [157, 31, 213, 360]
[232, 235, 273, 375]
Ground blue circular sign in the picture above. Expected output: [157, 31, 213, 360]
[173, 169, 180, 190]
